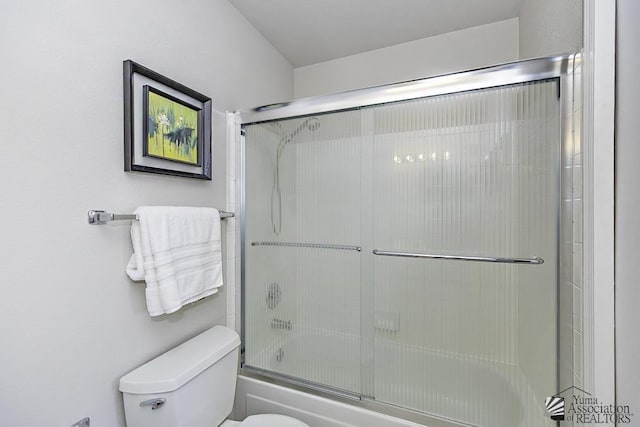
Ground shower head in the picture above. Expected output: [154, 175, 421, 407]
[271, 116, 320, 236]
[304, 117, 320, 132]
[268, 121, 287, 139]
[285, 116, 320, 144]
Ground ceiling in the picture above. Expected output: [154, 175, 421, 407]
[229, 0, 525, 67]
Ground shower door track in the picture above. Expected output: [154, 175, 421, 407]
[238, 54, 576, 124]
[238, 53, 580, 427]
[239, 367, 473, 427]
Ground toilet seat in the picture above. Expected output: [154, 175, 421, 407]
[221, 414, 308, 427]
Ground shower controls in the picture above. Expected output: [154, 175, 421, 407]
[266, 282, 282, 309]
[271, 318, 292, 330]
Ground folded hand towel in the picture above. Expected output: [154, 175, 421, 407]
[126, 206, 223, 316]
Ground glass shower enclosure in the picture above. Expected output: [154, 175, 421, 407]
[239, 55, 580, 427]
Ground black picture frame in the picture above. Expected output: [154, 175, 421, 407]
[124, 60, 212, 180]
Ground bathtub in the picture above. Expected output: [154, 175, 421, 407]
[237, 330, 551, 427]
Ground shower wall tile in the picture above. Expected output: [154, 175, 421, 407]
[573, 62, 583, 108]
[558, 283, 576, 388]
[560, 241, 573, 286]
[573, 108, 583, 157]
[573, 199, 583, 244]
[573, 243, 583, 288]
[574, 285, 584, 334]
[573, 165, 583, 199]
[557, 59, 584, 392]
[563, 166, 574, 200]
[561, 200, 573, 243]
[573, 330, 584, 381]
[574, 152, 582, 166]
[571, 63, 584, 385]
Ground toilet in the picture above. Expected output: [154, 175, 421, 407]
[119, 326, 308, 427]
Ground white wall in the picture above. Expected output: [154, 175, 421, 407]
[615, 0, 640, 416]
[294, 18, 519, 98]
[518, 0, 583, 59]
[0, 1, 292, 426]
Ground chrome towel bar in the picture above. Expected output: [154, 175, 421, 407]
[372, 249, 544, 265]
[251, 241, 362, 252]
[87, 209, 234, 225]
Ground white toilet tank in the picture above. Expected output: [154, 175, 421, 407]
[119, 326, 241, 427]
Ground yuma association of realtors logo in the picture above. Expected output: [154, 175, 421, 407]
[545, 386, 634, 424]
[545, 395, 565, 420]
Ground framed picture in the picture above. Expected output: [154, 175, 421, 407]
[124, 60, 212, 179]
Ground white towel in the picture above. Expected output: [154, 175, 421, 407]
[126, 206, 223, 316]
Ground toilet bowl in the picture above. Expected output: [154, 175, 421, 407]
[119, 326, 308, 427]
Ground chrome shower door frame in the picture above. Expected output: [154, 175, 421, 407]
[238, 53, 580, 427]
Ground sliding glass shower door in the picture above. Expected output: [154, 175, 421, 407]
[243, 111, 368, 395]
[241, 58, 576, 427]
[368, 81, 560, 426]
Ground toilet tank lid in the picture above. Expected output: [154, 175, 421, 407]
[119, 326, 240, 394]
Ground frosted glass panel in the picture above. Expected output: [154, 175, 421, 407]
[370, 81, 560, 426]
[243, 112, 364, 394]
[242, 79, 566, 427]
